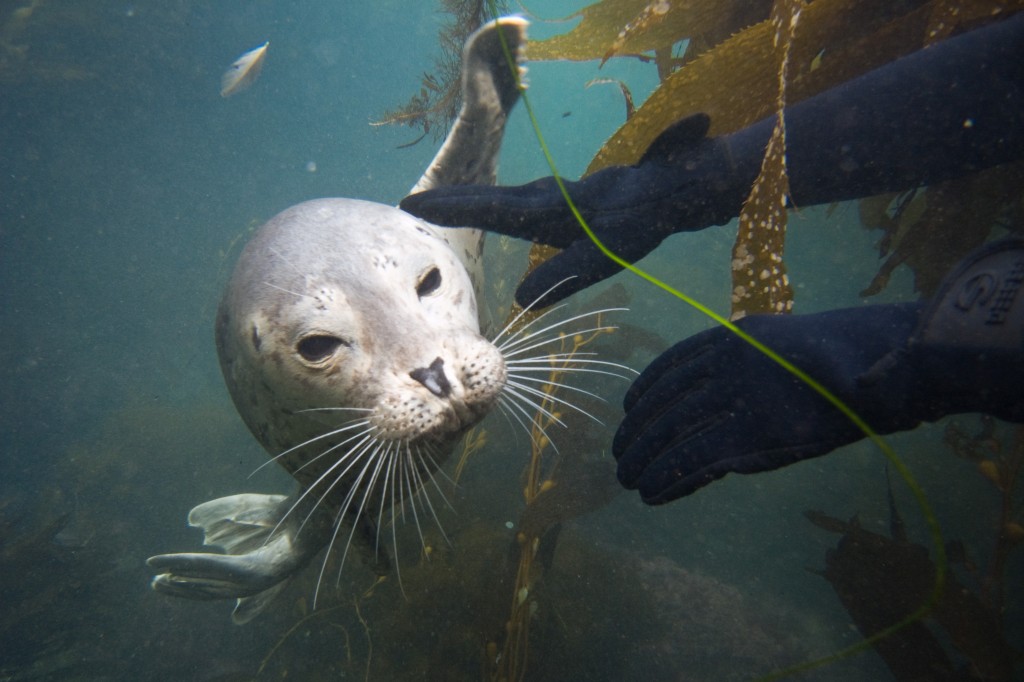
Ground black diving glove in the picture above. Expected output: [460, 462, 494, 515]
[613, 238, 1024, 505]
[401, 113, 749, 307]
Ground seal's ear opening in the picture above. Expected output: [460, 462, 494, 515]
[296, 334, 345, 363]
[417, 267, 442, 297]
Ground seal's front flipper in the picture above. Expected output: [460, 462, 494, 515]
[147, 493, 330, 623]
[148, 547, 294, 624]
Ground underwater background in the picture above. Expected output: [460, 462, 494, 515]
[1, 1, 1020, 680]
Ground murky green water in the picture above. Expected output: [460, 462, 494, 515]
[1, 2, 1019, 680]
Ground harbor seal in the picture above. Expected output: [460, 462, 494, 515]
[148, 17, 529, 624]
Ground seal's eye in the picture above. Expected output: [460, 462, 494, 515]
[296, 334, 344, 362]
[416, 267, 442, 297]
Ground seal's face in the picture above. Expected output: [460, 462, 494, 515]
[216, 198, 506, 493]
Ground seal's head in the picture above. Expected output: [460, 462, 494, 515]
[216, 198, 506, 492]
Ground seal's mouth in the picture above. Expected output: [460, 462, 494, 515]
[375, 395, 493, 447]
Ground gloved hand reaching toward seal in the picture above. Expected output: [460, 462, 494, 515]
[402, 113, 747, 307]
[613, 238, 1024, 504]
[401, 14, 1024, 308]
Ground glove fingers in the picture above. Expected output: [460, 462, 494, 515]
[638, 435, 848, 505]
[515, 212, 672, 307]
[515, 240, 625, 307]
[626, 428, 741, 501]
[623, 327, 733, 411]
[400, 178, 581, 247]
[614, 353, 723, 485]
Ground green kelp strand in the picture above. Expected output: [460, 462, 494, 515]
[487, 8, 945, 680]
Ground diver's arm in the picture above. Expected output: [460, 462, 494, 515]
[762, 11, 1024, 205]
[401, 13, 1024, 306]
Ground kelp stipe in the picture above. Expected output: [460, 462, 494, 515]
[485, 4, 947, 680]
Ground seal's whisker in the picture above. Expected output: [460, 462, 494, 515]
[271, 433, 377, 545]
[357, 441, 390, 560]
[373, 441, 397, 554]
[402, 445, 451, 547]
[268, 246, 306, 278]
[489, 276, 576, 345]
[415, 444, 457, 511]
[418, 445, 453, 511]
[394, 445, 410, 526]
[501, 332, 605, 360]
[324, 442, 391, 602]
[250, 419, 371, 477]
[374, 445, 447, 556]
[495, 395, 536, 448]
[307, 432, 391, 602]
[508, 350, 598, 360]
[368, 443, 404, 593]
[505, 373, 608, 403]
[498, 392, 562, 457]
[263, 281, 313, 300]
[499, 321, 623, 357]
[287, 425, 379, 479]
[507, 355, 638, 375]
[507, 365, 635, 384]
[493, 302, 570, 348]
[427, 453, 458, 491]
[389, 449, 408, 596]
[493, 398, 523, 445]
[497, 308, 627, 353]
[361, 442, 403, 591]
[496, 396, 545, 453]
[313, 438, 385, 609]
[502, 384, 566, 428]
[505, 378, 604, 425]
[500, 322, 621, 358]
[400, 446, 430, 554]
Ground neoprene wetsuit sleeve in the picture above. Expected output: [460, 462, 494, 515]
[729, 11, 1024, 207]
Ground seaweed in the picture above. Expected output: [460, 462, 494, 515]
[729, 0, 801, 319]
[484, 314, 619, 682]
[373, 0, 511, 144]
[860, 163, 1024, 298]
[526, 0, 772, 66]
[807, 463, 1021, 681]
[944, 418, 1024, 616]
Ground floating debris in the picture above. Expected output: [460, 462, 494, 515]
[220, 41, 268, 97]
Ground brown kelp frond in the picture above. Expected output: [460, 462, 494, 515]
[374, 0, 510, 144]
[526, 0, 771, 64]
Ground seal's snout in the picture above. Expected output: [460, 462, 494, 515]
[410, 357, 452, 398]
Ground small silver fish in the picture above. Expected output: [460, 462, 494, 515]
[220, 41, 269, 98]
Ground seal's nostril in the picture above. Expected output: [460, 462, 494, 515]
[410, 357, 452, 398]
